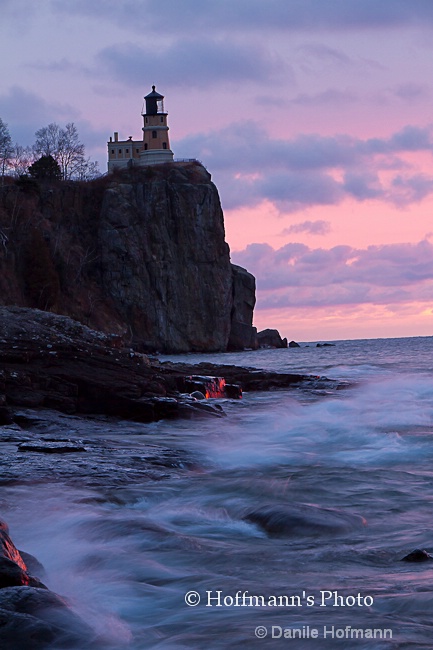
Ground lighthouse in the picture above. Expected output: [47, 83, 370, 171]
[140, 86, 174, 165]
[107, 85, 174, 171]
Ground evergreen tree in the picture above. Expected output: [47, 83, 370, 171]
[28, 155, 62, 181]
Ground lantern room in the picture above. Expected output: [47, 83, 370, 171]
[140, 85, 174, 165]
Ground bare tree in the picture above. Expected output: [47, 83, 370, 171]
[75, 157, 100, 181]
[0, 118, 13, 184]
[9, 144, 35, 177]
[57, 123, 85, 180]
[34, 122, 89, 180]
[34, 123, 61, 159]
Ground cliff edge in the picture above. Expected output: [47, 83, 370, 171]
[0, 162, 257, 352]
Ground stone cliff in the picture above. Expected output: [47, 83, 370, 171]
[0, 162, 257, 352]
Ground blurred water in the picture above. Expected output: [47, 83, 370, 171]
[4, 336, 433, 648]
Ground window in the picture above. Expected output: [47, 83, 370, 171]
[126, 149, 129, 153]
[144, 143, 148, 150]
[162, 142, 167, 149]
[111, 149, 114, 154]
[152, 130, 157, 138]
[119, 149, 122, 154]
[136, 149, 140, 153]
[145, 117, 148, 123]
[160, 116, 163, 123]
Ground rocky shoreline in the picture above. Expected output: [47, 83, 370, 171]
[0, 307, 348, 648]
[0, 306, 334, 428]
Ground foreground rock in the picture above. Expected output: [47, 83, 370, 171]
[0, 307, 329, 425]
[401, 549, 433, 562]
[18, 441, 87, 454]
[0, 520, 95, 649]
[244, 505, 366, 537]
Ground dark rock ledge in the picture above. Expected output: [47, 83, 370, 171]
[0, 307, 336, 426]
[0, 519, 95, 649]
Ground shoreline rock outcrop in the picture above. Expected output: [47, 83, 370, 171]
[0, 307, 318, 425]
[257, 328, 288, 349]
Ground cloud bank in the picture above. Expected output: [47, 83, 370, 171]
[232, 239, 433, 310]
[176, 122, 433, 211]
[97, 40, 285, 89]
[52, 0, 433, 34]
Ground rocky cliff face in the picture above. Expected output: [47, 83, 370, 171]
[228, 265, 258, 350]
[0, 162, 255, 352]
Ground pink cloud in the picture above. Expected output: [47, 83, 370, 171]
[282, 220, 331, 236]
[177, 122, 433, 212]
[232, 239, 433, 310]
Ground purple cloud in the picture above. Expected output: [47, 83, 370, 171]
[53, 1, 433, 34]
[391, 174, 433, 203]
[343, 172, 383, 201]
[0, 86, 79, 144]
[97, 39, 286, 88]
[177, 122, 433, 211]
[392, 83, 430, 102]
[282, 220, 332, 236]
[291, 89, 358, 106]
[232, 239, 433, 309]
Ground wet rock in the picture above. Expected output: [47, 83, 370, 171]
[18, 551, 46, 579]
[178, 400, 226, 419]
[316, 342, 336, 347]
[0, 521, 46, 590]
[401, 549, 433, 562]
[244, 505, 366, 537]
[190, 391, 206, 400]
[18, 441, 86, 453]
[0, 586, 95, 649]
[224, 383, 242, 399]
[170, 361, 312, 393]
[0, 520, 96, 649]
[0, 557, 46, 589]
[0, 520, 27, 569]
[257, 329, 288, 349]
[151, 397, 180, 420]
[183, 375, 241, 399]
[0, 406, 13, 426]
[190, 401, 225, 418]
[11, 413, 45, 429]
[184, 375, 227, 398]
[0, 607, 57, 650]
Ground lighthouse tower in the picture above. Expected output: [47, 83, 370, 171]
[140, 86, 174, 165]
[107, 85, 175, 171]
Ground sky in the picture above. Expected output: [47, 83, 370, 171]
[2, 0, 433, 342]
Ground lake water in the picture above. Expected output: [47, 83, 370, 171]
[3, 336, 433, 648]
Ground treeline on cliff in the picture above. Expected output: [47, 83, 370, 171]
[0, 117, 99, 182]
